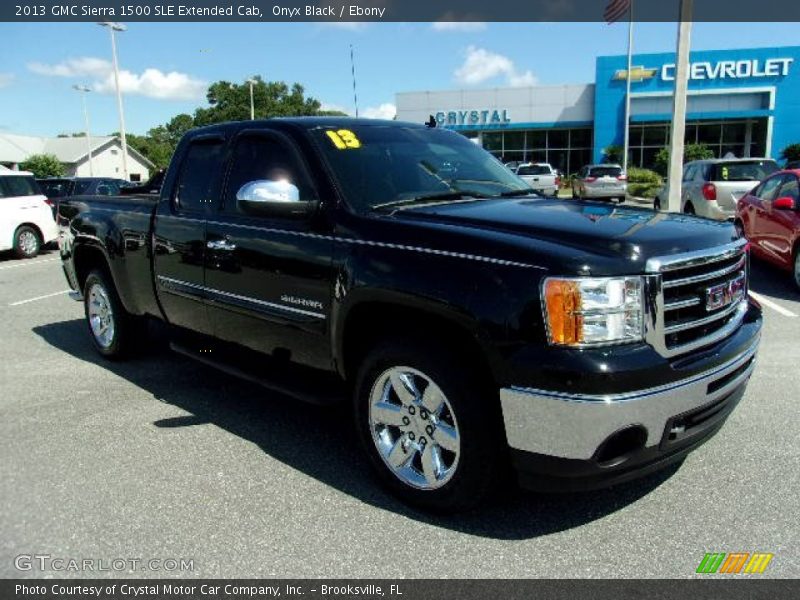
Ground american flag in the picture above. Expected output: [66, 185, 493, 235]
[604, 0, 631, 23]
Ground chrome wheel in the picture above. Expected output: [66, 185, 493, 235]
[369, 366, 461, 490]
[87, 283, 115, 349]
[18, 230, 38, 256]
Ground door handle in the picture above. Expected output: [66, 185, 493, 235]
[207, 239, 237, 251]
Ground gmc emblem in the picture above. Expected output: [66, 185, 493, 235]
[706, 273, 746, 312]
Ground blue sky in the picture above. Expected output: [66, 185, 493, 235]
[1, 21, 798, 137]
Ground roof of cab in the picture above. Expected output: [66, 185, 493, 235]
[187, 117, 423, 136]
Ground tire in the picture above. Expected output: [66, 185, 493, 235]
[683, 202, 696, 215]
[793, 247, 800, 292]
[83, 269, 139, 359]
[616, 196, 625, 204]
[654, 197, 662, 211]
[572, 187, 580, 200]
[13, 225, 41, 259]
[354, 337, 505, 511]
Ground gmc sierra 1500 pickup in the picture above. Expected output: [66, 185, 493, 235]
[58, 118, 762, 511]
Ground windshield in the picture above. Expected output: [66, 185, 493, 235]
[517, 165, 552, 176]
[311, 125, 530, 212]
[710, 160, 779, 182]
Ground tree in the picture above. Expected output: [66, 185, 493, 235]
[193, 77, 327, 125]
[653, 143, 714, 176]
[780, 143, 800, 163]
[603, 145, 623, 164]
[20, 154, 65, 178]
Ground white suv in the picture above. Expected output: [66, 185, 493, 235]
[0, 169, 58, 258]
[655, 158, 779, 220]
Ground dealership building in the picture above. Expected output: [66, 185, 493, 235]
[396, 45, 800, 174]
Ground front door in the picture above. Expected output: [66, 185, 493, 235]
[204, 129, 334, 371]
[153, 134, 226, 336]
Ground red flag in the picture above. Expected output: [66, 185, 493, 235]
[604, 0, 631, 23]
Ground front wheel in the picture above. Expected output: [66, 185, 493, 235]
[354, 338, 505, 511]
[13, 226, 41, 259]
[83, 270, 139, 358]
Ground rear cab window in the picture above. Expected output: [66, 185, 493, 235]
[517, 165, 552, 176]
[173, 137, 226, 212]
[710, 160, 778, 183]
[0, 175, 42, 198]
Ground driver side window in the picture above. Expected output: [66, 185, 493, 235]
[757, 175, 783, 202]
[223, 134, 316, 216]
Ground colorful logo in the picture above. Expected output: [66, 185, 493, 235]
[612, 66, 658, 82]
[696, 552, 774, 574]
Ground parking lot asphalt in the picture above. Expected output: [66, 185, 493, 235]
[0, 248, 798, 579]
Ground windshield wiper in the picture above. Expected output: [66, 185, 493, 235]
[371, 191, 488, 211]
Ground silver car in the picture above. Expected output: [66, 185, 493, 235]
[655, 158, 779, 220]
[572, 164, 627, 202]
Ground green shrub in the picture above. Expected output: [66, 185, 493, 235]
[627, 183, 662, 198]
[19, 153, 65, 178]
[626, 167, 662, 185]
[603, 145, 623, 164]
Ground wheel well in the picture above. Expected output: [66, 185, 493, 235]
[73, 245, 111, 292]
[15, 223, 44, 244]
[340, 302, 494, 386]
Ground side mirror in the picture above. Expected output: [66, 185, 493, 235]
[236, 179, 317, 218]
[773, 196, 797, 211]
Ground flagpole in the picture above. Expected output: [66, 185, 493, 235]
[622, 0, 634, 174]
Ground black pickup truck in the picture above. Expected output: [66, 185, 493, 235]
[58, 118, 762, 510]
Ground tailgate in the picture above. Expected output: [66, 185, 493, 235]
[714, 181, 758, 211]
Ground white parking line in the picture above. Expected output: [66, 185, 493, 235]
[0, 258, 60, 271]
[8, 290, 70, 306]
[749, 291, 798, 318]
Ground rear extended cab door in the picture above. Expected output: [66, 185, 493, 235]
[152, 132, 227, 335]
[203, 126, 335, 371]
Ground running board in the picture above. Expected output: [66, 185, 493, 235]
[170, 342, 345, 407]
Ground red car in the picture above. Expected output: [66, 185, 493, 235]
[736, 169, 800, 290]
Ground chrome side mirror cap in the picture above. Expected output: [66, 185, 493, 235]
[235, 180, 316, 218]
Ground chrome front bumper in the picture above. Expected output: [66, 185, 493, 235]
[499, 336, 759, 460]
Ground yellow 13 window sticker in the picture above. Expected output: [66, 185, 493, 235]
[326, 129, 362, 150]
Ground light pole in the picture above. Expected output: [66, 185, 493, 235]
[72, 84, 94, 177]
[98, 21, 129, 180]
[246, 78, 257, 120]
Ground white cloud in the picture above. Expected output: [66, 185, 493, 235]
[431, 21, 487, 32]
[453, 46, 538, 87]
[0, 73, 14, 88]
[362, 103, 396, 120]
[27, 57, 206, 101]
[320, 102, 350, 114]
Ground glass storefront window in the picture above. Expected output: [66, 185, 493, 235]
[482, 132, 503, 152]
[697, 123, 722, 145]
[504, 131, 525, 150]
[527, 130, 547, 148]
[570, 128, 592, 147]
[548, 129, 569, 148]
[722, 122, 746, 144]
[642, 126, 667, 146]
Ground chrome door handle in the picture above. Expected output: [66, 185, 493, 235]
[206, 239, 237, 251]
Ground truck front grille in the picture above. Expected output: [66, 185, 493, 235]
[645, 240, 749, 358]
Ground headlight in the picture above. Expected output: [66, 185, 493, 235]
[542, 276, 643, 346]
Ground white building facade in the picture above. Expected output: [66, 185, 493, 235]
[0, 134, 152, 182]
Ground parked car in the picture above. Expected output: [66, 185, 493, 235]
[0, 169, 58, 258]
[58, 118, 761, 511]
[120, 169, 166, 196]
[654, 158, 779, 219]
[572, 164, 627, 202]
[736, 168, 800, 290]
[515, 163, 559, 196]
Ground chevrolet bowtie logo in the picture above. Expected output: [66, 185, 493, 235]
[613, 66, 658, 82]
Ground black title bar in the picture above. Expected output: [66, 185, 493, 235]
[5, 0, 800, 22]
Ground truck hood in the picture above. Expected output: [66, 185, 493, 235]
[393, 197, 738, 262]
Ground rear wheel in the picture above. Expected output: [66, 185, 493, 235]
[354, 337, 505, 511]
[83, 270, 139, 359]
[793, 248, 800, 292]
[13, 226, 40, 259]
